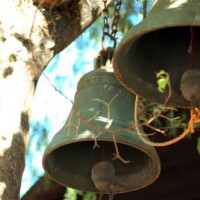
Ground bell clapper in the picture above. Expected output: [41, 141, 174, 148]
[91, 161, 115, 200]
[180, 68, 200, 111]
[182, 26, 200, 112]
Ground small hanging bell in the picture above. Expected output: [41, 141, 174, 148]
[42, 48, 160, 194]
[113, 0, 200, 108]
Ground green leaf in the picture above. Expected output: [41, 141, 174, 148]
[63, 188, 78, 200]
[156, 69, 170, 93]
[83, 193, 95, 200]
[157, 78, 167, 93]
[197, 137, 200, 154]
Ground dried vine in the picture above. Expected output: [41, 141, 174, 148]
[64, 91, 158, 163]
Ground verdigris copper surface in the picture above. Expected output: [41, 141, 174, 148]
[43, 67, 160, 194]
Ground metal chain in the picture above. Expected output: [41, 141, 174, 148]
[102, 0, 122, 50]
[143, 0, 147, 19]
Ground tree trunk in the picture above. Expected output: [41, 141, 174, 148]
[0, 1, 54, 199]
[0, 0, 113, 199]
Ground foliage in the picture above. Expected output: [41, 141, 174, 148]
[138, 98, 189, 137]
[63, 188, 95, 200]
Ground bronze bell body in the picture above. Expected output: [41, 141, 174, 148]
[113, 0, 200, 108]
[42, 62, 160, 194]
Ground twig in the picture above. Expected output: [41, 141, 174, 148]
[92, 93, 119, 128]
[111, 130, 130, 164]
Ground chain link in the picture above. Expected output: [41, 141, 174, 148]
[102, 0, 122, 50]
[143, 0, 147, 19]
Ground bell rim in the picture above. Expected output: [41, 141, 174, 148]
[43, 137, 161, 194]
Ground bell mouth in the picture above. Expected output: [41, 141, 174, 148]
[43, 139, 160, 194]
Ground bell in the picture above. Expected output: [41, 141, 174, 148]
[42, 50, 160, 194]
[113, 0, 200, 108]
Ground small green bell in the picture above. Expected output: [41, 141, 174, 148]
[42, 49, 160, 194]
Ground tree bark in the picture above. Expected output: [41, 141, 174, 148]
[35, 0, 113, 55]
[0, 0, 54, 199]
[0, 0, 113, 199]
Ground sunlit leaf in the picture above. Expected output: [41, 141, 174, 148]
[83, 193, 95, 200]
[156, 69, 170, 93]
[157, 78, 167, 93]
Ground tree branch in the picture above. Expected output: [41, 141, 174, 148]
[38, 0, 114, 55]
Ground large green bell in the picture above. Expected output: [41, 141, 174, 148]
[113, 0, 200, 108]
[42, 51, 160, 194]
